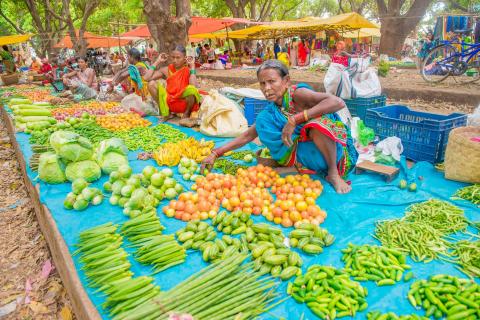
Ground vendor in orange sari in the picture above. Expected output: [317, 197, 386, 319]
[148, 45, 200, 126]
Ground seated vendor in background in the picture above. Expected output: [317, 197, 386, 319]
[201, 60, 357, 194]
[1, 45, 16, 73]
[331, 41, 351, 67]
[148, 45, 200, 127]
[62, 56, 98, 100]
[30, 57, 41, 73]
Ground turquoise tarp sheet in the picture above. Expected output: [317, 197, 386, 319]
[11, 115, 479, 319]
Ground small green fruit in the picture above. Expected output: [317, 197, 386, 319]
[399, 179, 407, 189]
[408, 183, 417, 192]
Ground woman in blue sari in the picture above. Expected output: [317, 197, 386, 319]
[201, 60, 357, 193]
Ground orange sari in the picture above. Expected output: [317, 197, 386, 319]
[166, 64, 200, 114]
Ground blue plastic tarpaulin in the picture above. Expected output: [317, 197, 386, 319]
[12, 115, 479, 319]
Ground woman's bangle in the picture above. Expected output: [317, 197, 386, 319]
[303, 110, 309, 121]
[288, 116, 296, 126]
[212, 149, 222, 158]
[189, 69, 196, 75]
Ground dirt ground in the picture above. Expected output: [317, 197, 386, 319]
[0, 119, 74, 320]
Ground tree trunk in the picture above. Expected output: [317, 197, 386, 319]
[143, 0, 192, 53]
[376, 0, 432, 58]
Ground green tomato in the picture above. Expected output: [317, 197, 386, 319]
[399, 179, 407, 189]
[174, 184, 184, 193]
[150, 173, 165, 187]
[72, 178, 88, 195]
[73, 198, 89, 211]
[109, 194, 120, 206]
[161, 168, 173, 177]
[103, 181, 113, 193]
[142, 165, 157, 180]
[408, 183, 417, 192]
[118, 165, 132, 179]
[165, 188, 177, 200]
[121, 185, 134, 197]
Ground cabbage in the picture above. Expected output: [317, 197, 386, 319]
[50, 131, 93, 162]
[96, 138, 129, 174]
[99, 152, 129, 174]
[38, 152, 66, 184]
[65, 160, 101, 182]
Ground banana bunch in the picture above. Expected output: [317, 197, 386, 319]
[153, 138, 214, 166]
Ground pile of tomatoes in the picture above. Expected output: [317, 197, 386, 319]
[164, 164, 327, 227]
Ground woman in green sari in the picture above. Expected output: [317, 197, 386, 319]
[1, 45, 16, 73]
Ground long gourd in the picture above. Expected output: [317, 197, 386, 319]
[16, 109, 51, 116]
[16, 116, 56, 123]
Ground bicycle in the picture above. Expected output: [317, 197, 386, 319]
[421, 31, 480, 84]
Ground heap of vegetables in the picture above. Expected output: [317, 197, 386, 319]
[51, 101, 123, 121]
[96, 112, 151, 131]
[64, 178, 103, 211]
[9, 98, 57, 132]
[454, 184, 480, 206]
[152, 137, 214, 166]
[178, 157, 200, 182]
[289, 222, 335, 254]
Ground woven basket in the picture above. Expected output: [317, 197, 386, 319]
[1, 73, 19, 85]
[444, 126, 480, 183]
[256, 149, 279, 168]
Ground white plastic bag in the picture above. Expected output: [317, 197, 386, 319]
[199, 90, 248, 137]
[324, 63, 352, 99]
[467, 105, 480, 127]
[120, 93, 158, 115]
[350, 68, 381, 98]
[375, 137, 404, 161]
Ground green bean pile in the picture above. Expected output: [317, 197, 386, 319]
[451, 240, 480, 278]
[228, 150, 256, 160]
[454, 184, 480, 206]
[404, 199, 469, 234]
[374, 219, 452, 262]
[288, 265, 368, 319]
[153, 124, 187, 143]
[112, 254, 280, 320]
[341, 243, 413, 285]
[116, 127, 161, 151]
[408, 274, 480, 319]
[367, 311, 428, 320]
[214, 158, 247, 175]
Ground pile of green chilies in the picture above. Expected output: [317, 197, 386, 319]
[404, 199, 469, 234]
[454, 184, 480, 206]
[374, 219, 452, 262]
[116, 127, 161, 152]
[288, 265, 368, 319]
[71, 121, 116, 144]
[367, 311, 428, 320]
[451, 240, 480, 278]
[341, 243, 413, 285]
[228, 150, 256, 160]
[407, 274, 480, 319]
[153, 123, 187, 143]
[214, 158, 247, 175]
[112, 254, 280, 320]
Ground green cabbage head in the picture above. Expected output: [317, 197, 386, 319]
[38, 152, 66, 184]
[65, 160, 101, 182]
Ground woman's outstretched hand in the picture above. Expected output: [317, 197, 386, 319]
[281, 122, 295, 147]
[200, 152, 217, 173]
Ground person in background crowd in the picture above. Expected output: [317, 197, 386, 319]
[186, 42, 196, 59]
[201, 60, 357, 194]
[1, 45, 16, 73]
[417, 31, 436, 62]
[146, 44, 158, 63]
[62, 56, 98, 100]
[39, 58, 53, 76]
[196, 44, 202, 61]
[219, 50, 230, 65]
[30, 57, 41, 72]
[278, 47, 290, 67]
[149, 45, 200, 127]
[298, 39, 309, 66]
[205, 44, 216, 64]
[265, 47, 274, 60]
[290, 38, 298, 67]
[274, 39, 281, 59]
[331, 41, 350, 67]
[256, 41, 264, 59]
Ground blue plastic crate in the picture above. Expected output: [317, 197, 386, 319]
[343, 95, 386, 121]
[244, 97, 269, 126]
[365, 105, 467, 163]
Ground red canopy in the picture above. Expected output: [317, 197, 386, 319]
[54, 31, 131, 49]
[121, 17, 260, 38]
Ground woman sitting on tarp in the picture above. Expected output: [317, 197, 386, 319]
[148, 45, 201, 127]
[201, 60, 357, 194]
[107, 48, 158, 114]
[1, 45, 16, 73]
[62, 56, 98, 101]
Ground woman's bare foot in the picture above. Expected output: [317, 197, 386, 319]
[326, 174, 351, 194]
[159, 114, 175, 122]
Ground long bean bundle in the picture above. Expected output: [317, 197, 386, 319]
[451, 240, 480, 278]
[454, 184, 480, 206]
[404, 199, 469, 234]
[374, 219, 452, 262]
[113, 254, 280, 320]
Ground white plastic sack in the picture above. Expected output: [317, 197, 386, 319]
[349, 57, 371, 73]
[467, 105, 480, 127]
[199, 90, 248, 137]
[375, 137, 404, 161]
[324, 63, 352, 99]
[350, 68, 381, 98]
[120, 93, 158, 115]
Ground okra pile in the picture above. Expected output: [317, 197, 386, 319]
[133, 235, 186, 274]
[367, 311, 428, 320]
[288, 265, 368, 319]
[408, 274, 480, 319]
[112, 254, 280, 320]
[341, 243, 413, 285]
[289, 222, 335, 255]
[120, 210, 165, 245]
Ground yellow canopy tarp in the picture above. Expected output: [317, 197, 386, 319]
[0, 34, 32, 46]
[190, 12, 378, 40]
[341, 28, 381, 38]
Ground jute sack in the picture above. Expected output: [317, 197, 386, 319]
[444, 126, 480, 183]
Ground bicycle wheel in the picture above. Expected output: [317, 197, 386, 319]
[421, 45, 457, 83]
[458, 54, 480, 83]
